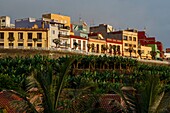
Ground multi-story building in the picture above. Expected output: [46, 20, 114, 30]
[15, 16, 70, 48]
[88, 33, 106, 53]
[166, 48, 170, 53]
[138, 31, 164, 58]
[42, 13, 71, 29]
[109, 29, 138, 57]
[0, 28, 48, 49]
[70, 35, 88, 52]
[71, 20, 89, 38]
[0, 16, 11, 28]
[90, 24, 114, 39]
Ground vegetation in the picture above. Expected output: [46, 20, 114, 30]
[0, 55, 170, 112]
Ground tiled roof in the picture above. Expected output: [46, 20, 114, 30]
[0, 90, 23, 113]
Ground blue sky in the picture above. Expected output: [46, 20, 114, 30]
[0, 0, 170, 49]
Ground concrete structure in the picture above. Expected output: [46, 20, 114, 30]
[71, 19, 89, 38]
[15, 17, 70, 48]
[0, 28, 48, 49]
[138, 31, 164, 58]
[0, 16, 11, 28]
[42, 13, 71, 28]
[166, 48, 170, 53]
[109, 29, 138, 57]
[90, 24, 114, 39]
[138, 45, 152, 59]
[70, 35, 88, 52]
[106, 38, 123, 56]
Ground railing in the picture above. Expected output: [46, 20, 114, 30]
[18, 39, 24, 42]
[0, 39, 4, 42]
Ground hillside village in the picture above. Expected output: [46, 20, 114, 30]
[0, 13, 170, 61]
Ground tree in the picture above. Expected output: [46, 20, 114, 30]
[113, 45, 117, 56]
[8, 36, 15, 48]
[138, 49, 142, 59]
[73, 42, 78, 50]
[53, 39, 61, 48]
[9, 56, 76, 113]
[128, 45, 133, 57]
[33, 38, 38, 47]
[87, 43, 91, 52]
[150, 51, 157, 60]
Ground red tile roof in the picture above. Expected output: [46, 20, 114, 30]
[0, 90, 23, 113]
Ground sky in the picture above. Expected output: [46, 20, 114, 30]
[0, 0, 170, 49]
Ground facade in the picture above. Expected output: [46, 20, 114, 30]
[106, 38, 123, 56]
[70, 35, 88, 52]
[110, 29, 138, 57]
[90, 24, 114, 39]
[166, 48, 170, 53]
[0, 16, 11, 28]
[138, 31, 164, 58]
[71, 20, 89, 38]
[0, 28, 48, 49]
[139, 45, 152, 59]
[42, 13, 71, 28]
[88, 33, 106, 53]
[15, 17, 70, 48]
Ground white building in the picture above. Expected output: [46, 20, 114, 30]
[0, 16, 11, 28]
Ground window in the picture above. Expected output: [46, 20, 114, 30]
[124, 48, 129, 52]
[2, 20, 5, 22]
[0, 32, 4, 39]
[133, 37, 136, 41]
[0, 43, 4, 47]
[37, 33, 42, 40]
[124, 43, 128, 46]
[37, 44, 42, 47]
[83, 41, 86, 50]
[28, 33, 32, 39]
[52, 30, 55, 34]
[123, 36, 128, 40]
[129, 36, 132, 41]
[129, 44, 132, 47]
[28, 43, 32, 47]
[18, 33, 23, 39]
[9, 32, 14, 38]
[78, 40, 81, 50]
[133, 45, 136, 48]
[18, 43, 23, 46]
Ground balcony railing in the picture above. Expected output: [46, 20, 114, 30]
[58, 26, 70, 30]
[58, 34, 70, 38]
[37, 39, 42, 42]
[18, 39, 24, 42]
[27, 39, 32, 42]
[0, 39, 4, 42]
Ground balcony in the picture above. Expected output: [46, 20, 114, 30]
[0, 39, 4, 42]
[37, 39, 42, 42]
[58, 26, 70, 30]
[27, 39, 32, 42]
[58, 34, 70, 38]
[18, 39, 24, 42]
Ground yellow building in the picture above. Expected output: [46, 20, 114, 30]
[0, 28, 49, 49]
[106, 38, 123, 56]
[109, 29, 138, 57]
[139, 45, 152, 59]
[88, 33, 106, 53]
[42, 13, 71, 28]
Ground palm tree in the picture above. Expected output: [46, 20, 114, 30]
[87, 43, 91, 52]
[113, 45, 117, 56]
[150, 51, 157, 60]
[138, 49, 142, 59]
[10, 56, 76, 113]
[128, 45, 133, 57]
[73, 42, 78, 50]
[53, 38, 61, 48]
[33, 38, 38, 47]
[8, 36, 15, 48]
